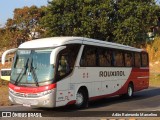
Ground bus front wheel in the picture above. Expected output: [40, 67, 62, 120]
[75, 89, 88, 108]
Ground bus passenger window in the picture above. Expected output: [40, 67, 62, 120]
[80, 46, 97, 67]
[98, 49, 111, 67]
[114, 51, 124, 67]
[125, 53, 133, 67]
[142, 53, 148, 67]
[135, 53, 141, 67]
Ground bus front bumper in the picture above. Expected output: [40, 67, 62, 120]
[9, 88, 56, 108]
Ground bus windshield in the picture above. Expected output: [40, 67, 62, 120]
[11, 49, 54, 86]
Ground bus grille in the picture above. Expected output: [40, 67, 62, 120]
[9, 88, 53, 98]
[9, 89, 40, 98]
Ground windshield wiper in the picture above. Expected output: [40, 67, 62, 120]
[28, 58, 39, 87]
[15, 58, 29, 85]
[14, 56, 39, 87]
[31, 67, 39, 87]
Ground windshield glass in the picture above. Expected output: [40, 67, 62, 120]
[11, 49, 54, 85]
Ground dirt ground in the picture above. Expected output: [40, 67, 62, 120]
[0, 80, 11, 106]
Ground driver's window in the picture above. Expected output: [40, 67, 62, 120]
[58, 55, 69, 77]
[56, 44, 81, 80]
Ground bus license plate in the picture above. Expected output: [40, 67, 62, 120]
[23, 104, 31, 107]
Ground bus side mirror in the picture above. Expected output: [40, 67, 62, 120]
[2, 48, 18, 65]
[50, 46, 66, 65]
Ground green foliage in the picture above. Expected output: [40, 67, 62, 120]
[41, 0, 159, 46]
[11, 5, 46, 40]
[0, 0, 159, 48]
[0, 28, 15, 48]
[113, 0, 159, 45]
[41, 0, 114, 40]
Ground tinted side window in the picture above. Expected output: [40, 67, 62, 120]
[142, 53, 148, 67]
[98, 48, 112, 67]
[113, 51, 124, 67]
[124, 52, 134, 67]
[80, 46, 97, 67]
[135, 53, 141, 67]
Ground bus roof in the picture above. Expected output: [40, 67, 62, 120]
[19, 37, 144, 52]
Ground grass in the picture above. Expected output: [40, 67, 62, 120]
[149, 73, 160, 87]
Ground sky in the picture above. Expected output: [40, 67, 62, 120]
[0, 0, 48, 27]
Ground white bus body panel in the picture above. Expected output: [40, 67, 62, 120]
[55, 67, 132, 107]
[56, 77, 70, 107]
[71, 67, 131, 97]
[55, 43, 133, 107]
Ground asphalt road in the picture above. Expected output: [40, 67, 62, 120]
[0, 87, 160, 119]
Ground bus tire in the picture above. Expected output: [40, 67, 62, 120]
[75, 89, 88, 108]
[126, 83, 134, 98]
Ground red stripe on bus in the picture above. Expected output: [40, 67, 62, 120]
[131, 68, 149, 72]
[9, 83, 56, 93]
[67, 100, 76, 105]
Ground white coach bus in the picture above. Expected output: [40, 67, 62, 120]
[1, 37, 149, 108]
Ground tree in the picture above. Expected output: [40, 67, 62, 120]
[41, 0, 114, 40]
[4, 5, 46, 47]
[113, 0, 160, 45]
[41, 0, 159, 46]
[0, 26, 17, 48]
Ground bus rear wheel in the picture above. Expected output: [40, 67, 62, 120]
[120, 83, 134, 98]
[126, 84, 134, 98]
[75, 89, 88, 108]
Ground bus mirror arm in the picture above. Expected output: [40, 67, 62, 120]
[2, 48, 18, 65]
[50, 46, 66, 65]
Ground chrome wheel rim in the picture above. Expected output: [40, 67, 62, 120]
[76, 92, 83, 106]
[128, 86, 133, 97]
